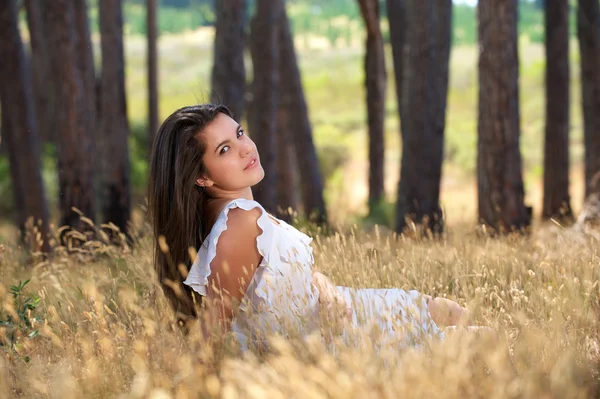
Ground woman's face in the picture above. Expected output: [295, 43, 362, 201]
[196, 112, 264, 195]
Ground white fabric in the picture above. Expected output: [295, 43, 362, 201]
[184, 198, 441, 351]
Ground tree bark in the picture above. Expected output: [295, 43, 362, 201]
[477, 0, 531, 233]
[99, 0, 131, 235]
[275, 107, 299, 223]
[543, 0, 572, 221]
[24, 0, 56, 145]
[0, 0, 50, 250]
[74, 0, 97, 150]
[433, 0, 452, 167]
[278, 7, 328, 224]
[211, 0, 247, 122]
[248, 0, 282, 213]
[396, 0, 446, 234]
[147, 0, 159, 153]
[577, 0, 600, 201]
[386, 0, 406, 135]
[46, 0, 96, 229]
[358, 0, 386, 214]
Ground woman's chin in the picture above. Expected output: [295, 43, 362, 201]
[252, 169, 266, 186]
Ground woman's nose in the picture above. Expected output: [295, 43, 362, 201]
[241, 142, 252, 155]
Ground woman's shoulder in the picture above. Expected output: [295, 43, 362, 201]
[211, 198, 270, 246]
[222, 206, 263, 236]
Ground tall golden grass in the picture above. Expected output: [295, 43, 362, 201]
[1, 218, 599, 398]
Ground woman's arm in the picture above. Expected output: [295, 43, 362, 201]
[312, 271, 352, 337]
[202, 208, 263, 340]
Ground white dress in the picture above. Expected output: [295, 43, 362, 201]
[183, 199, 442, 352]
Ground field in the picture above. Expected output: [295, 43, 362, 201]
[1, 219, 599, 397]
[1, 27, 599, 398]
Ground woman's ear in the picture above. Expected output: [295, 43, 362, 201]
[195, 176, 214, 187]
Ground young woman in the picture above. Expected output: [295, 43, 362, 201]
[148, 104, 474, 352]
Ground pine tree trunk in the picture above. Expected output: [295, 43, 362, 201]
[248, 0, 282, 213]
[386, 0, 406, 135]
[74, 0, 97, 150]
[211, 0, 247, 122]
[147, 0, 159, 153]
[275, 107, 299, 222]
[577, 0, 600, 201]
[24, 0, 56, 145]
[99, 0, 131, 235]
[396, 0, 445, 234]
[358, 0, 386, 214]
[278, 7, 328, 224]
[0, 0, 50, 250]
[477, 0, 531, 233]
[47, 0, 96, 229]
[543, 0, 572, 221]
[433, 0, 452, 163]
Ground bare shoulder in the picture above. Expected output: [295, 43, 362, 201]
[206, 205, 265, 319]
[218, 206, 263, 248]
[210, 206, 264, 274]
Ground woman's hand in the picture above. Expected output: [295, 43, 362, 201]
[312, 271, 353, 337]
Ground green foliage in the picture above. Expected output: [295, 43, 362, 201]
[0, 143, 59, 220]
[104, 0, 563, 47]
[452, 5, 477, 46]
[129, 121, 150, 201]
[88, 2, 215, 35]
[0, 279, 43, 363]
[0, 154, 12, 218]
[317, 142, 349, 184]
[362, 197, 396, 229]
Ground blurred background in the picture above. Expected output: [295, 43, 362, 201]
[1, 0, 598, 247]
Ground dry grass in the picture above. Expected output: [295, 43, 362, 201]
[1, 217, 599, 399]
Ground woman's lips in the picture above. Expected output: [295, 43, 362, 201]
[244, 157, 258, 170]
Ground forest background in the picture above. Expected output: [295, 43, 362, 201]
[0, 0, 577, 235]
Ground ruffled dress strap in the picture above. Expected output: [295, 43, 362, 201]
[183, 198, 275, 296]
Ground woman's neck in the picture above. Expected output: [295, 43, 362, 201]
[203, 188, 255, 235]
[205, 187, 254, 202]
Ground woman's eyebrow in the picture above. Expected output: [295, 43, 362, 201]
[214, 125, 242, 153]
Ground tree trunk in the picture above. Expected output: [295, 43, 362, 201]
[477, 0, 531, 233]
[543, 0, 572, 221]
[577, 0, 600, 202]
[386, 0, 406, 135]
[0, 0, 50, 251]
[396, 0, 446, 235]
[24, 0, 56, 145]
[46, 0, 96, 229]
[99, 0, 131, 235]
[278, 7, 328, 224]
[147, 0, 159, 153]
[211, 0, 247, 122]
[433, 0, 452, 166]
[358, 0, 386, 214]
[74, 0, 97, 151]
[248, 0, 282, 213]
[275, 107, 300, 222]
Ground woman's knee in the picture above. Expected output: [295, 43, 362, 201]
[427, 297, 470, 326]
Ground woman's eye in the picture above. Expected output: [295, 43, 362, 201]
[220, 145, 230, 155]
[237, 129, 244, 138]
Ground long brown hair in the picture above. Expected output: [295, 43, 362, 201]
[147, 104, 232, 322]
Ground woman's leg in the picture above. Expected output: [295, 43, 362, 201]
[424, 295, 472, 327]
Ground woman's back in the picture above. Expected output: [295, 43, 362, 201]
[184, 198, 321, 350]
